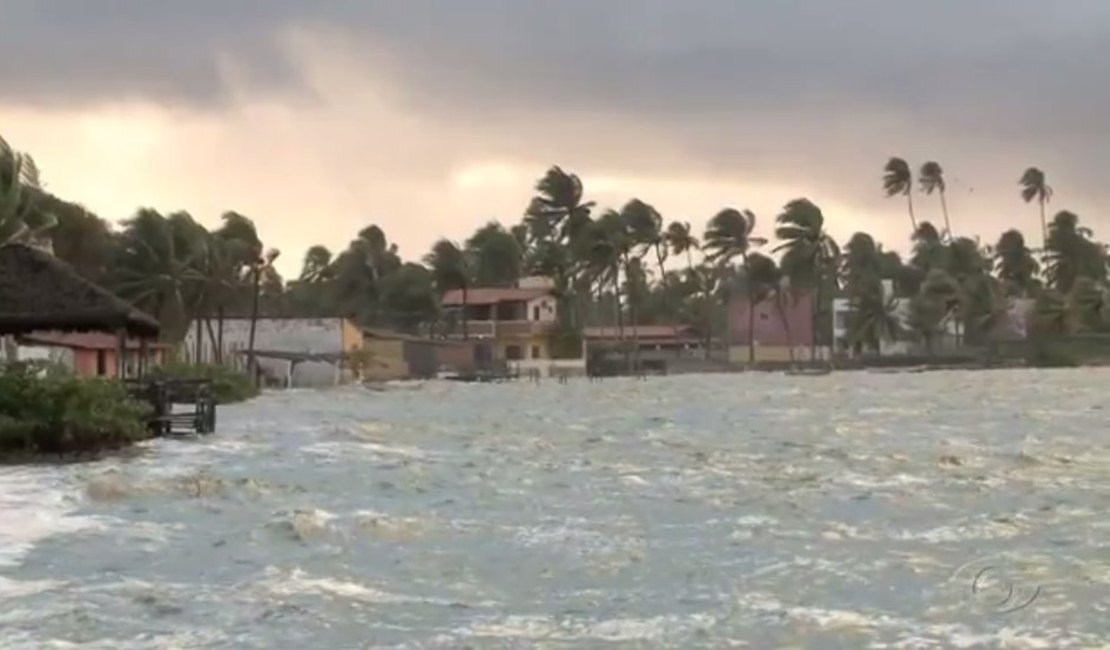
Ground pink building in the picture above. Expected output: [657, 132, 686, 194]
[19, 332, 170, 378]
[727, 290, 821, 362]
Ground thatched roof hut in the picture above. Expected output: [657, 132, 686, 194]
[0, 244, 159, 337]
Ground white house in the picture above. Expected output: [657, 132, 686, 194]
[183, 317, 364, 387]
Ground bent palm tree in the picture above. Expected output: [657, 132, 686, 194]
[0, 135, 57, 250]
[1019, 167, 1052, 258]
[774, 199, 840, 362]
[919, 161, 951, 240]
[704, 208, 766, 365]
[882, 157, 917, 234]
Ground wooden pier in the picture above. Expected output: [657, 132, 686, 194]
[126, 379, 217, 436]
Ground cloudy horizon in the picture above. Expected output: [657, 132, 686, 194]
[3, 0, 1108, 276]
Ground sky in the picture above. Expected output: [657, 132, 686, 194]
[2, 0, 1109, 277]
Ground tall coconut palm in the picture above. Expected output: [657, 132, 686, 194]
[665, 221, 700, 271]
[0, 135, 57, 250]
[774, 199, 840, 362]
[526, 166, 595, 245]
[246, 248, 280, 382]
[910, 221, 948, 272]
[704, 208, 766, 364]
[425, 239, 472, 339]
[882, 157, 917, 234]
[919, 161, 952, 240]
[1019, 167, 1053, 256]
[1043, 211, 1105, 293]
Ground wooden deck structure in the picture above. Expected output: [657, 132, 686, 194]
[125, 379, 217, 436]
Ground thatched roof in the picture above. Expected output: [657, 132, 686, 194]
[0, 244, 160, 337]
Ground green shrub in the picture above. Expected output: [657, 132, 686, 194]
[0, 363, 152, 457]
[149, 362, 259, 404]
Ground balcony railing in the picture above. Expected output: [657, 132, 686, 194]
[445, 320, 555, 339]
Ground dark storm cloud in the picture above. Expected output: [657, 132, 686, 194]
[3, 0, 1110, 217]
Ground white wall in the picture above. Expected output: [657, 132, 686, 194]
[527, 295, 558, 323]
[184, 318, 347, 387]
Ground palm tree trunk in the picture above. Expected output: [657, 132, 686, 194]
[940, 190, 952, 240]
[462, 284, 469, 341]
[247, 265, 262, 385]
[216, 305, 225, 364]
[1039, 197, 1049, 266]
[744, 254, 756, 367]
[624, 255, 640, 374]
[194, 320, 204, 365]
[811, 279, 820, 363]
[775, 290, 795, 364]
[906, 191, 918, 233]
[204, 318, 218, 363]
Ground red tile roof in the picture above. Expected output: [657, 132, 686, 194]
[20, 332, 170, 350]
[441, 287, 551, 307]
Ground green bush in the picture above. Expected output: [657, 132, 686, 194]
[149, 362, 259, 404]
[0, 363, 152, 456]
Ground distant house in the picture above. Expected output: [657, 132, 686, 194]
[441, 276, 586, 377]
[184, 317, 364, 387]
[727, 289, 821, 363]
[18, 332, 170, 378]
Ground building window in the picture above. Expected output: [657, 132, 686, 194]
[96, 350, 107, 376]
[506, 345, 524, 360]
[531, 345, 541, 359]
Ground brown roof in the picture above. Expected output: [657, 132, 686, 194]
[20, 332, 172, 350]
[0, 244, 160, 337]
[441, 287, 551, 307]
[584, 325, 697, 341]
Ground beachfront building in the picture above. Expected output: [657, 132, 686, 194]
[727, 289, 825, 364]
[440, 276, 586, 377]
[17, 332, 170, 378]
[583, 325, 709, 373]
[0, 244, 161, 377]
[184, 317, 364, 387]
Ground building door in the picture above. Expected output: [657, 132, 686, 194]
[96, 350, 107, 376]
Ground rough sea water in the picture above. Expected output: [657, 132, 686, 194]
[1, 370, 1108, 649]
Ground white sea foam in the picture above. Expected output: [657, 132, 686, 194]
[0, 468, 106, 567]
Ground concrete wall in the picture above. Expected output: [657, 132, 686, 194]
[184, 318, 355, 387]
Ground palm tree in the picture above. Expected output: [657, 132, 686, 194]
[246, 248, 280, 382]
[919, 161, 951, 240]
[882, 157, 917, 234]
[0, 135, 57, 250]
[299, 246, 333, 283]
[1043, 211, 1105, 293]
[774, 199, 839, 362]
[111, 208, 207, 342]
[425, 239, 472, 339]
[704, 208, 766, 364]
[666, 221, 699, 271]
[993, 230, 1040, 297]
[467, 222, 523, 288]
[213, 212, 263, 360]
[910, 221, 948, 272]
[527, 166, 595, 245]
[1019, 167, 1053, 256]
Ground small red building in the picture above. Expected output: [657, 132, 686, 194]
[19, 332, 171, 378]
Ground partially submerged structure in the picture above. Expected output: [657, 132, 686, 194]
[0, 244, 160, 377]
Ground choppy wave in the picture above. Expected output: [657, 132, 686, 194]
[1, 371, 1108, 647]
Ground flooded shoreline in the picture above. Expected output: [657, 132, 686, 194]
[2, 370, 1108, 648]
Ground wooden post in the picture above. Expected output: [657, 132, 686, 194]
[139, 338, 149, 378]
[116, 329, 127, 379]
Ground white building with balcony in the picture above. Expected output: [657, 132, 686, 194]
[441, 276, 586, 377]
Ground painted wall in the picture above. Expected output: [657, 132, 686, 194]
[526, 296, 558, 323]
[729, 290, 815, 348]
[184, 318, 355, 387]
[363, 338, 410, 381]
